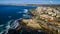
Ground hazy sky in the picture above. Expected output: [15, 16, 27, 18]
[0, 0, 60, 4]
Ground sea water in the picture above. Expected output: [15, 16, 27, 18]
[0, 5, 36, 34]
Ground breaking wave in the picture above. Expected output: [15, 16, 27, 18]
[0, 25, 4, 27]
[0, 19, 19, 34]
[17, 9, 28, 14]
[24, 9, 28, 13]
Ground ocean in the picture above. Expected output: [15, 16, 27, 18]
[0, 5, 37, 34]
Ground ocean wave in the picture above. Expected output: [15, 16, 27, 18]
[10, 20, 19, 29]
[0, 25, 4, 27]
[0, 25, 4, 34]
[0, 20, 14, 34]
[1, 19, 20, 34]
[17, 9, 28, 14]
[24, 9, 28, 13]
[0, 31, 4, 34]
[23, 14, 31, 19]
[4, 20, 13, 34]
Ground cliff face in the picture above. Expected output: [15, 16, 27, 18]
[29, 6, 60, 34]
[18, 6, 60, 34]
[9, 6, 60, 34]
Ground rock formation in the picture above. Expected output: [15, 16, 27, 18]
[18, 6, 60, 34]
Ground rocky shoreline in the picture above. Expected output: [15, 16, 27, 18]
[3, 6, 60, 34]
[16, 6, 60, 34]
[29, 6, 60, 34]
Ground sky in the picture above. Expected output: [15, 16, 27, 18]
[0, 0, 60, 4]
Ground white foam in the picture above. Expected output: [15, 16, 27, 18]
[0, 25, 4, 27]
[23, 14, 27, 16]
[0, 20, 12, 34]
[0, 31, 4, 34]
[4, 20, 13, 34]
[17, 9, 28, 14]
[38, 30, 41, 32]
[24, 9, 28, 13]
[10, 20, 19, 29]
[1, 19, 19, 34]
